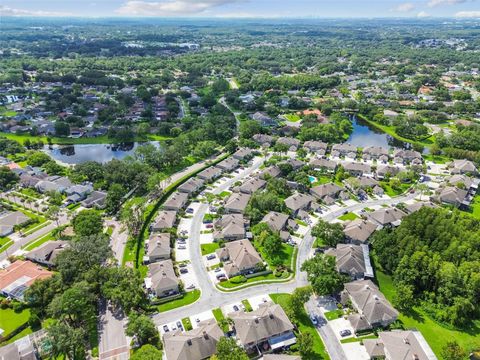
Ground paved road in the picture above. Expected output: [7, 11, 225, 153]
[98, 300, 129, 360]
[305, 298, 348, 360]
[106, 220, 128, 264]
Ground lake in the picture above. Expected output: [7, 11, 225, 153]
[45, 142, 160, 165]
[347, 115, 409, 149]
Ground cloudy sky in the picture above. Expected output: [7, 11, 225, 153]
[0, 0, 479, 18]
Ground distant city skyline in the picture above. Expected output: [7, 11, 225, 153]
[1, 0, 479, 19]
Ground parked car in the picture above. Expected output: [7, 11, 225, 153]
[178, 245, 186, 250]
[206, 254, 216, 260]
[310, 315, 318, 325]
[214, 268, 221, 272]
[186, 284, 195, 289]
[180, 268, 188, 274]
[176, 321, 183, 330]
[233, 305, 239, 311]
[186, 208, 194, 213]
[206, 224, 213, 228]
[340, 329, 352, 337]
[163, 325, 169, 332]
[178, 263, 187, 268]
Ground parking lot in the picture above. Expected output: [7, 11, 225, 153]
[329, 317, 355, 341]
[190, 310, 215, 329]
[342, 342, 370, 360]
[177, 263, 198, 291]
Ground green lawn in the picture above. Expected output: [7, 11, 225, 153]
[241, 300, 253, 312]
[284, 114, 301, 122]
[0, 237, 13, 254]
[1, 110, 18, 117]
[324, 309, 344, 321]
[376, 271, 480, 357]
[340, 334, 378, 343]
[270, 293, 329, 360]
[465, 194, 480, 220]
[212, 308, 228, 332]
[380, 181, 411, 197]
[217, 271, 291, 290]
[218, 191, 231, 198]
[23, 232, 55, 251]
[201, 242, 220, 255]
[0, 307, 30, 336]
[182, 317, 193, 331]
[338, 212, 359, 221]
[257, 242, 294, 269]
[157, 290, 201, 312]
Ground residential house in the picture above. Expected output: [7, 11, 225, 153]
[178, 177, 204, 195]
[163, 192, 189, 211]
[392, 149, 422, 165]
[163, 319, 224, 360]
[310, 158, 337, 173]
[447, 174, 478, 191]
[367, 207, 406, 228]
[233, 148, 255, 161]
[198, 167, 223, 182]
[363, 146, 389, 163]
[25, 240, 68, 267]
[146, 233, 171, 263]
[216, 239, 263, 278]
[261, 211, 291, 232]
[276, 137, 301, 151]
[230, 303, 296, 351]
[35, 175, 73, 194]
[213, 214, 247, 241]
[239, 178, 267, 194]
[326, 244, 373, 279]
[331, 143, 357, 159]
[343, 219, 377, 245]
[152, 210, 177, 231]
[0, 211, 30, 237]
[376, 165, 400, 180]
[363, 330, 438, 360]
[252, 112, 277, 127]
[224, 192, 251, 214]
[217, 157, 239, 172]
[81, 190, 107, 209]
[252, 134, 274, 147]
[64, 184, 93, 204]
[260, 166, 282, 179]
[0, 338, 37, 360]
[284, 193, 316, 217]
[148, 259, 179, 298]
[279, 158, 305, 171]
[303, 140, 327, 155]
[433, 186, 470, 208]
[310, 183, 346, 205]
[383, 109, 399, 120]
[342, 279, 399, 333]
[448, 159, 478, 175]
[0, 260, 53, 300]
[343, 162, 372, 177]
[404, 201, 436, 214]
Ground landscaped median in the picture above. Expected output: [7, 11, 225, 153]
[156, 289, 201, 313]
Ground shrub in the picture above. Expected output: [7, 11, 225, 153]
[229, 275, 247, 284]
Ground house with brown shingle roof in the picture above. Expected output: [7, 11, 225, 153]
[217, 157, 239, 172]
[163, 192, 189, 211]
[148, 259, 179, 298]
[163, 319, 223, 360]
[343, 219, 377, 244]
[152, 210, 177, 231]
[239, 177, 267, 194]
[261, 211, 290, 232]
[146, 233, 171, 263]
[224, 192, 251, 214]
[448, 159, 478, 175]
[177, 177, 204, 195]
[310, 158, 337, 173]
[342, 279, 398, 333]
[367, 207, 406, 228]
[343, 162, 372, 177]
[216, 239, 263, 278]
[230, 303, 296, 350]
[327, 244, 373, 279]
[310, 183, 345, 204]
[284, 193, 316, 217]
[198, 166, 223, 182]
[213, 214, 247, 241]
[25, 240, 68, 267]
[303, 140, 327, 155]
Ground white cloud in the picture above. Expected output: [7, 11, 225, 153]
[455, 10, 480, 17]
[427, 0, 470, 7]
[116, 0, 243, 16]
[417, 11, 431, 17]
[394, 2, 416, 12]
[0, 5, 70, 16]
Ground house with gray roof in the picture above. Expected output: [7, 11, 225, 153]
[217, 157, 239, 172]
[25, 240, 68, 267]
[276, 137, 300, 151]
[310, 183, 345, 204]
[343, 219, 377, 244]
[342, 279, 399, 333]
[224, 192, 251, 214]
[233, 148, 255, 161]
[259, 166, 281, 179]
[152, 210, 177, 231]
[331, 143, 357, 159]
[0, 211, 30, 237]
[284, 193, 315, 216]
[148, 259, 179, 297]
[404, 201, 436, 214]
[310, 158, 337, 172]
[362, 146, 389, 163]
[217, 239, 263, 278]
[177, 177, 204, 195]
[363, 330, 437, 360]
[163, 192, 189, 211]
[252, 134, 274, 147]
[81, 190, 107, 209]
[303, 140, 327, 155]
[367, 207, 406, 228]
[213, 214, 247, 241]
[239, 178, 266, 194]
[327, 244, 373, 279]
[230, 303, 296, 350]
[163, 319, 223, 360]
[376, 165, 400, 179]
[146, 233, 171, 263]
[448, 159, 478, 175]
[261, 211, 290, 232]
[433, 186, 470, 208]
[198, 166, 223, 182]
[343, 162, 372, 177]
[393, 149, 422, 165]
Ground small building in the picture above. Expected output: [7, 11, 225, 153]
[239, 178, 266, 194]
[261, 211, 291, 232]
[276, 137, 301, 151]
[310, 183, 345, 204]
[433, 186, 470, 208]
[0, 338, 37, 360]
[448, 159, 478, 175]
[217, 239, 262, 278]
[327, 244, 374, 279]
[310, 158, 337, 173]
[367, 207, 406, 228]
[213, 214, 247, 241]
[25, 240, 68, 267]
[146, 233, 171, 263]
[81, 190, 107, 209]
[376, 165, 400, 179]
[253, 134, 274, 147]
[303, 140, 328, 155]
[284, 193, 316, 217]
[152, 210, 177, 231]
[163, 319, 224, 360]
[259, 166, 282, 179]
[0, 211, 30, 237]
[331, 143, 357, 158]
[163, 192, 189, 211]
[148, 259, 179, 298]
[392, 149, 422, 165]
[217, 157, 239, 172]
[0, 260, 53, 301]
[343, 219, 377, 244]
[363, 330, 438, 360]
[177, 177, 204, 195]
[224, 192, 251, 214]
[198, 167, 223, 182]
[343, 162, 372, 177]
[233, 148, 255, 161]
[230, 303, 296, 350]
[362, 146, 389, 162]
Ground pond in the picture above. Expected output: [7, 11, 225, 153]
[347, 115, 408, 149]
[45, 141, 160, 165]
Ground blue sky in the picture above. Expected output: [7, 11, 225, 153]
[0, 0, 479, 18]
